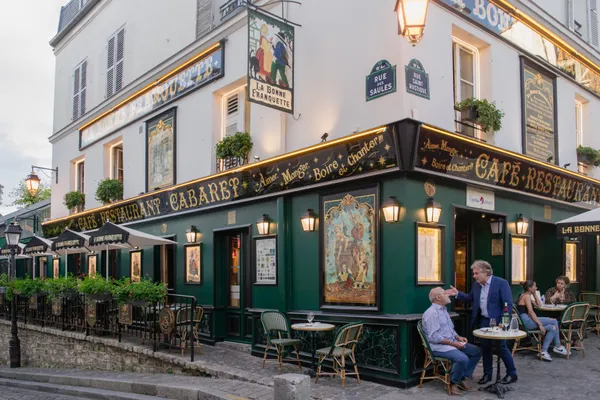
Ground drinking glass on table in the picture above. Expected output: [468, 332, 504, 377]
[307, 312, 314, 325]
[490, 318, 497, 330]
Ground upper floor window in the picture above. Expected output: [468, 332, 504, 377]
[111, 142, 124, 181]
[575, 100, 583, 147]
[75, 160, 85, 193]
[222, 87, 249, 138]
[72, 60, 87, 121]
[107, 28, 125, 98]
[591, 0, 599, 47]
[452, 38, 480, 138]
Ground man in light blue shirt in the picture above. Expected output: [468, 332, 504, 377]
[422, 287, 481, 394]
[479, 275, 492, 317]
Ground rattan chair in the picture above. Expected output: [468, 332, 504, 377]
[559, 302, 590, 359]
[175, 305, 204, 356]
[511, 304, 543, 360]
[315, 322, 363, 388]
[260, 310, 302, 373]
[579, 292, 600, 335]
[416, 320, 452, 395]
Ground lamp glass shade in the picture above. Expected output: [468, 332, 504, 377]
[25, 172, 41, 196]
[516, 214, 529, 235]
[4, 222, 22, 247]
[490, 219, 503, 235]
[301, 209, 316, 232]
[382, 197, 401, 223]
[395, 0, 429, 44]
[185, 225, 199, 243]
[425, 198, 441, 223]
[257, 215, 270, 235]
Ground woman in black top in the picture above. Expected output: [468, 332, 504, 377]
[517, 281, 568, 361]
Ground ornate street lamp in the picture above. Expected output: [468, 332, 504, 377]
[382, 197, 401, 223]
[516, 214, 529, 235]
[300, 209, 317, 232]
[185, 225, 200, 243]
[24, 165, 58, 196]
[256, 215, 270, 235]
[425, 197, 442, 223]
[4, 221, 22, 368]
[394, 0, 430, 45]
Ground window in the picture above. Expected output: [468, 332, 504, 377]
[107, 28, 125, 98]
[452, 38, 479, 137]
[511, 236, 528, 284]
[111, 142, 123, 181]
[567, 0, 574, 31]
[75, 160, 85, 193]
[575, 100, 583, 147]
[565, 241, 578, 283]
[72, 60, 87, 120]
[416, 224, 445, 285]
[591, 0, 599, 47]
[222, 87, 249, 138]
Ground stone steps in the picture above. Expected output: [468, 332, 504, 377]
[0, 368, 274, 400]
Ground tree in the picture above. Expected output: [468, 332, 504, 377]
[9, 179, 51, 209]
[0, 184, 3, 206]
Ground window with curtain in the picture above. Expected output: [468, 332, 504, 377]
[511, 236, 528, 284]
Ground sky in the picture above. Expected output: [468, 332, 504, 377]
[0, 0, 65, 216]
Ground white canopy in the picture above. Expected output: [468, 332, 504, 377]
[556, 207, 600, 237]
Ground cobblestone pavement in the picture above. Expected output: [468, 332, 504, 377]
[0, 386, 80, 400]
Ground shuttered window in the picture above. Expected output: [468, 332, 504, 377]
[107, 28, 125, 98]
[72, 60, 87, 121]
[591, 0, 599, 47]
[567, 0, 574, 30]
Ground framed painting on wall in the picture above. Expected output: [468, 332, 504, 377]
[253, 235, 277, 285]
[320, 185, 379, 310]
[146, 108, 176, 191]
[184, 243, 202, 284]
[130, 250, 142, 282]
[88, 254, 97, 277]
[53, 258, 60, 279]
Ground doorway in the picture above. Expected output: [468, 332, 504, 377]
[215, 227, 252, 343]
[154, 239, 176, 290]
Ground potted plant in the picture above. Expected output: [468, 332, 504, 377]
[110, 278, 134, 305]
[215, 131, 253, 159]
[64, 191, 85, 212]
[46, 275, 79, 302]
[455, 98, 505, 132]
[95, 178, 124, 204]
[79, 275, 113, 301]
[130, 277, 168, 306]
[576, 146, 600, 166]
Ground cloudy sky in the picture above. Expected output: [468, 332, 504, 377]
[0, 0, 65, 216]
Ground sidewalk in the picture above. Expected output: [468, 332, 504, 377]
[1, 335, 597, 399]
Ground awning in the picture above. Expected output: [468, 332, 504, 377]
[23, 236, 54, 256]
[556, 208, 600, 237]
[52, 229, 90, 254]
[88, 221, 177, 248]
[0, 243, 30, 260]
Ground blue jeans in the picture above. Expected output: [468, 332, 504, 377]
[520, 314, 560, 352]
[480, 317, 517, 377]
[433, 343, 481, 384]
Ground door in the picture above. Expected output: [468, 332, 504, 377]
[222, 230, 252, 342]
[154, 241, 175, 290]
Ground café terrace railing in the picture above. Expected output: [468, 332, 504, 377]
[0, 293, 200, 362]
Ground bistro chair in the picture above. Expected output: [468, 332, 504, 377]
[416, 320, 452, 396]
[174, 305, 204, 356]
[559, 302, 590, 359]
[579, 292, 600, 336]
[511, 305, 543, 360]
[260, 310, 302, 373]
[314, 322, 363, 388]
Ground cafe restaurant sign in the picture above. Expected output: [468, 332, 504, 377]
[415, 124, 600, 207]
[79, 42, 225, 149]
[43, 127, 398, 237]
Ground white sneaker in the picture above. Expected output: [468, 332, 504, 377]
[540, 351, 553, 361]
[553, 346, 569, 356]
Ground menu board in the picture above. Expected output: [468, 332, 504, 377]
[522, 63, 556, 162]
[417, 225, 443, 284]
[255, 236, 277, 285]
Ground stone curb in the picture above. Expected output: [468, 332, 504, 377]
[0, 320, 274, 388]
[0, 371, 257, 400]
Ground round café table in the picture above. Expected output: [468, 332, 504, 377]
[535, 304, 567, 318]
[473, 328, 526, 399]
[291, 322, 335, 377]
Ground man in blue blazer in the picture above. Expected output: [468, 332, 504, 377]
[446, 260, 517, 385]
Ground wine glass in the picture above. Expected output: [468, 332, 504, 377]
[489, 318, 497, 331]
[307, 312, 314, 325]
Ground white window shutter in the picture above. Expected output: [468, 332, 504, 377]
[80, 61, 87, 116]
[592, 0, 599, 46]
[567, 0, 574, 30]
[72, 66, 80, 120]
[225, 91, 241, 137]
[107, 36, 115, 97]
[115, 29, 124, 92]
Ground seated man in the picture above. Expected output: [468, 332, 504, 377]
[422, 287, 481, 395]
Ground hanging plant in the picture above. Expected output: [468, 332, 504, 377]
[455, 98, 505, 132]
[215, 131, 253, 159]
[576, 146, 600, 167]
[95, 178, 124, 204]
[64, 191, 85, 212]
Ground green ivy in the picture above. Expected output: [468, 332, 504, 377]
[215, 131, 253, 159]
[64, 191, 85, 212]
[576, 146, 600, 167]
[95, 178, 124, 204]
[455, 98, 505, 132]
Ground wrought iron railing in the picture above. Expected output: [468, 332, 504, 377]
[216, 155, 249, 172]
[0, 293, 201, 362]
[220, 0, 248, 21]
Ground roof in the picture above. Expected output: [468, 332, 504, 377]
[0, 199, 51, 226]
[49, 0, 100, 48]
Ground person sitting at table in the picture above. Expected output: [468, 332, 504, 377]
[422, 287, 481, 395]
[544, 276, 576, 305]
[445, 260, 517, 385]
[517, 280, 569, 361]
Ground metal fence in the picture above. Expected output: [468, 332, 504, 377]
[0, 293, 200, 362]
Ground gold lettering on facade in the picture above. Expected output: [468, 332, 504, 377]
[208, 182, 220, 202]
[179, 192, 190, 209]
[229, 177, 240, 198]
[188, 189, 198, 207]
[219, 180, 231, 200]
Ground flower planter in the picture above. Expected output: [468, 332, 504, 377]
[460, 106, 479, 123]
[129, 299, 148, 307]
[87, 292, 112, 302]
[60, 290, 79, 298]
[577, 153, 595, 166]
[0, 287, 6, 295]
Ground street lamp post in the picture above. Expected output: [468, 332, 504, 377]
[4, 221, 22, 368]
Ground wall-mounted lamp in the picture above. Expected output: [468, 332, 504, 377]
[25, 165, 59, 196]
[394, 0, 430, 46]
[300, 209, 317, 232]
[490, 218, 503, 235]
[382, 197, 401, 223]
[516, 214, 529, 235]
[185, 225, 200, 243]
[257, 214, 270, 235]
[424, 197, 441, 223]
[321, 133, 329, 142]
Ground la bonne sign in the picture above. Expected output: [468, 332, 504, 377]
[447, 0, 515, 34]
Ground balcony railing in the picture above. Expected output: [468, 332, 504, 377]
[216, 155, 249, 173]
[220, 0, 248, 21]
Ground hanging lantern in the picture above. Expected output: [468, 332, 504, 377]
[490, 218, 503, 235]
[185, 225, 200, 243]
[257, 215, 270, 235]
[516, 214, 529, 235]
[382, 197, 401, 223]
[394, 0, 430, 45]
[300, 209, 317, 232]
[425, 197, 442, 223]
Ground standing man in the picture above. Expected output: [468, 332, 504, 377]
[446, 260, 517, 385]
[422, 287, 481, 395]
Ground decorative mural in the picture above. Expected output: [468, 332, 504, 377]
[146, 109, 175, 191]
[322, 187, 378, 308]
